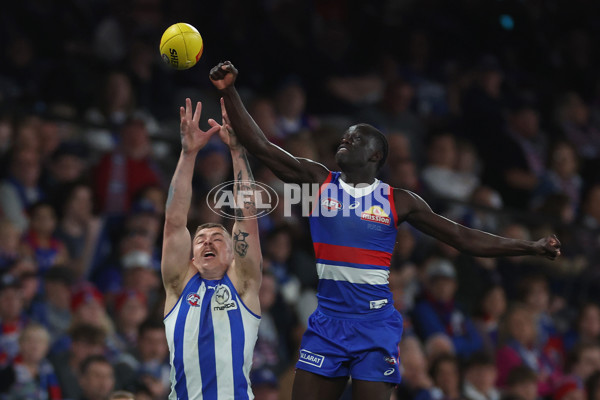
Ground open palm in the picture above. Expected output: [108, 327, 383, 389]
[180, 98, 220, 154]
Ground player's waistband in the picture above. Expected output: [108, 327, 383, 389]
[315, 303, 396, 321]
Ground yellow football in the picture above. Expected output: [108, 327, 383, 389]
[159, 23, 203, 70]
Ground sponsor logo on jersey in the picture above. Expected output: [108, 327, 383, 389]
[298, 349, 325, 368]
[361, 206, 390, 225]
[322, 198, 342, 210]
[213, 285, 238, 311]
[384, 368, 395, 376]
[385, 356, 397, 365]
[186, 293, 201, 307]
[370, 299, 388, 309]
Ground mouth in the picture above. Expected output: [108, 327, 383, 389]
[202, 251, 216, 259]
[337, 144, 350, 153]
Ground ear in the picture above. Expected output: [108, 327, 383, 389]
[369, 149, 383, 164]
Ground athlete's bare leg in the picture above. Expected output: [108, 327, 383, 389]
[352, 379, 395, 400]
[291, 369, 348, 400]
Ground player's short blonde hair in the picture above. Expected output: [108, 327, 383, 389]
[194, 223, 231, 240]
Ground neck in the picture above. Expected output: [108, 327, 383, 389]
[23, 360, 39, 376]
[340, 169, 377, 186]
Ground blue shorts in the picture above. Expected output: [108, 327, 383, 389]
[295, 307, 403, 384]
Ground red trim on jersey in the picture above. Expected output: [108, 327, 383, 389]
[388, 185, 399, 227]
[310, 172, 333, 216]
[313, 242, 392, 267]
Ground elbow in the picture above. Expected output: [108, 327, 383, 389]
[164, 216, 186, 234]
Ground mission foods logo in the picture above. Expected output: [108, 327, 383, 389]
[361, 206, 390, 225]
[207, 180, 278, 220]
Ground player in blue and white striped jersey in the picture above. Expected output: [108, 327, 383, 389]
[162, 98, 262, 400]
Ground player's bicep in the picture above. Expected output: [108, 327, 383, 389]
[161, 223, 192, 291]
[261, 142, 329, 184]
[403, 191, 462, 245]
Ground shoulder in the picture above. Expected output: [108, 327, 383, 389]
[297, 158, 330, 184]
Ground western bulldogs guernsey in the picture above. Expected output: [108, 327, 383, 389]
[310, 171, 399, 318]
[164, 273, 260, 400]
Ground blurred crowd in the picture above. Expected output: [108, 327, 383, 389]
[1, 0, 600, 399]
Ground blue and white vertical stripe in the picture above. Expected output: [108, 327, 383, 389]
[164, 273, 260, 400]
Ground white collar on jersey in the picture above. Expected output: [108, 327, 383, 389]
[338, 177, 380, 198]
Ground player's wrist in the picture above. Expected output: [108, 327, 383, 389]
[219, 86, 236, 95]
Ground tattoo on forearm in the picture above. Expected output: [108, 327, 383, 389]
[234, 152, 257, 218]
[233, 229, 249, 257]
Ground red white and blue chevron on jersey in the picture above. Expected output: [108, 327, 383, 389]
[309, 171, 399, 318]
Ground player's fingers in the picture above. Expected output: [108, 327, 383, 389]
[207, 118, 221, 128]
[193, 101, 202, 123]
[220, 98, 231, 123]
[553, 235, 561, 248]
[180, 106, 185, 121]
[205, 125, 220, 137]
[185, 98, 193, 120]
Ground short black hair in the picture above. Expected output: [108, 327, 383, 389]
[69, 323, 106, 345]
[138, 318, 164, 337]
[506, 365, 537, 385]
[354, 123, 388, 170]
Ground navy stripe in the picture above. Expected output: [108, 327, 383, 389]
[173, 275, 201, 399]
[229, 286, 248, 399]
[199, 283, 217, 399]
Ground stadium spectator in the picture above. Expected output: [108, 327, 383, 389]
[533, 141, 582, 215]
[496, 304, 563, 396]
[115, 319, 169, 399]
[112, 290, 148, 353]
[0, 323, 61, 399]
[415, 354, 462, 400]
[78, 355, 116, 400]
[565, 343, 600, 383]
[93, 117, 162, 216]
[20, 201, 69, 274]
[563, 303, 600, 351]
[0, 274, 27, 363]
[413, 257, 484, 359]
[54, 182, 105, 280]
[0, 148, 44, 232]
[359, 79, 425, 163]
[504, 365, 538, 400]
[51, 323, 106, 400]
[29, 266, 73, 342]
[462, 352, 500, 400]
[473, 285, 507, 355]
[0, 219, 21, 271]
[491, 97, 548, 209]
[396, 336, 434, 399]
[421, 132, 479, 202]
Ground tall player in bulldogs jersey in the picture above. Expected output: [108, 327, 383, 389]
[209, 61, 561, 400]
[162, 98, 262, 399]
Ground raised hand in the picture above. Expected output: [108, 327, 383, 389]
[209, 61, 238, 91]
[179, 98, 220, 154]
[534, 235, 561, 260]
[208, 98, 240, 150]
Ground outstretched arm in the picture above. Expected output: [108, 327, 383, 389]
[162, 99, 219, 298]
[209, 101, 262, 314]
[209, 62, 328, 185]
[396, 189, 561, 259]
